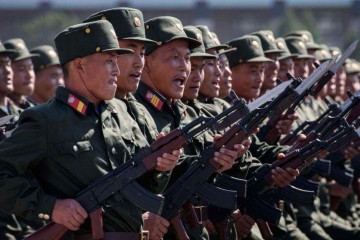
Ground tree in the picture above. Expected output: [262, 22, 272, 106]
[19, 11, 81, 47]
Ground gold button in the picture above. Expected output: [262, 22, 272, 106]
[146, 25, 149, 30]
[111, 147, 116, 155]
[38, 213, 44, 219]
[43, 214, 50, 220]
[157, 41, 162, 45]
[96, 47, 101, 52]
[73, 145, 78, 152]
[85, 28, 91, 34]
[101, 16, 106, 20]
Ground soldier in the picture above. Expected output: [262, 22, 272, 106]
[250, 30, 283, 95]
[3, 38, 38, 109]
[29, 45, 64, 104]
[0, 20, 180, 240]
[135, 16, 243, 240]
[83, 8, 174, 240]
[275, 37, 295, 82]
[344, 59, 360, 96]
[0, 40, 18, 118]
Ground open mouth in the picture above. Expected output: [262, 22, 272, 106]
[129, 72, 141, 80]
[173, 78, 185, 88]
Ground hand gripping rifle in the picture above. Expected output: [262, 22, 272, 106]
[264, 41, 358, 145]
[124, 80, 291, 240]
[286, 90, 360, 152]
[24, 98, 250, 240]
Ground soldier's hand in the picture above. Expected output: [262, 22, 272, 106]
[231, 212, 255, 238]
[234, 137, 252, 158]
[156, 149, 182, 172]
[271, 153, 299, 187]
[52, 199, 88, 231]
[276, 113, 298, 135]
[156, 132, 182, 172]
[213, 134, 238, 172]
[142, 212, 169, 240]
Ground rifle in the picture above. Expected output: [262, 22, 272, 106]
[136, 79, 297, 240]
[264, 41, 358, 145]
[287, 90, 360, 152]
[24, 98, 249, 240]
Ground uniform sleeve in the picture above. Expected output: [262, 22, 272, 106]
[250, 134, 288, 164]
[0, 108, 57, 221]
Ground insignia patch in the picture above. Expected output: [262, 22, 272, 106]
[67, 94, 87, 115]
[267, 34, 275, 43]
[302, 34, 309, 42]
[207, 31, 213, 39]
[176, 23, 183, 31]
[16, 42, 25, 49]
[196, 33, 203, 42]
[277, 41, 284, 49]
[48, 49, 57, 58]
[145, 90, 163, 110]
[298, 41, 306, 50]
[213, 37, 220, 45]
[134, 17, 141, 27]
[251, 40, 259, 49]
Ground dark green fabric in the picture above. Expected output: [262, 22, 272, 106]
[184, 26, 216, 59]
[283, 36, 314, 59]
[226, 35, 272, 68]
[30, 45, 60, 73]
[0, 87, 151, 234]
[3, 38, 39, 62]
[250, 30, 284, 54]
[196, 25, 228, 51]
[144, 16, 201, 55]
[83, 7, 157, 44]
[54, 20, 133, 65]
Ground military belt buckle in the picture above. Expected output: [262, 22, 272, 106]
[193, 205, 207, 224]
[140, 230, 149, 240]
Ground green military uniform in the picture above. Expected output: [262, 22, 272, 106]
[4, 38, 38, 111]
[136, 16, 211, 240]
[83, 7, 159, 145]
[0, 37, 40, 240]
[0, 20, 165, 239]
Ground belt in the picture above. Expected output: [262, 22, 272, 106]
[73, 231, 149, 240]
[193, 205, 208, 223]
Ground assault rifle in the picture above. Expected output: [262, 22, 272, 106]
[263, 41, 358, 145]
[24, 97, 250, 240]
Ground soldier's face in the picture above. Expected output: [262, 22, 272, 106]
[145, 40, 190, 101]
[278, 58, 294, 81]
[199, 49, 221, 99]
[0, 54, 13, 95]
[346, 73, 360, 94]
[81, 52, 120, 104]
[307, 59, 316, 75]
[231, 62, 265, 101]
[335, 66, 346, 97]
[34, 65, 64, 103]
[263, 53, 279, 90]
[117, 40, 145, 98]
[293, 58, 309, 79]
[183, 57, 205, 101]
[11, 58, 35, 96]
[218, 54, 232, 99]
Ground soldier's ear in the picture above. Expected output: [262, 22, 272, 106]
[73, 58, 84, 72]
[143, 55, 151, 73]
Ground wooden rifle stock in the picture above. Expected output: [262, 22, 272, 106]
[256, 219, 273, 240]
[170, 214, 190, 240]
[25, 222, 68, 240]
[214, 220, 229, 240]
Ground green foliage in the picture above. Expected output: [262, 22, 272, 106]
[277, 9, 321, 41]
[19, 11, 81, 47]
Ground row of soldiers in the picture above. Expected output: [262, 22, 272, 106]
[0, 6, 359, 240]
